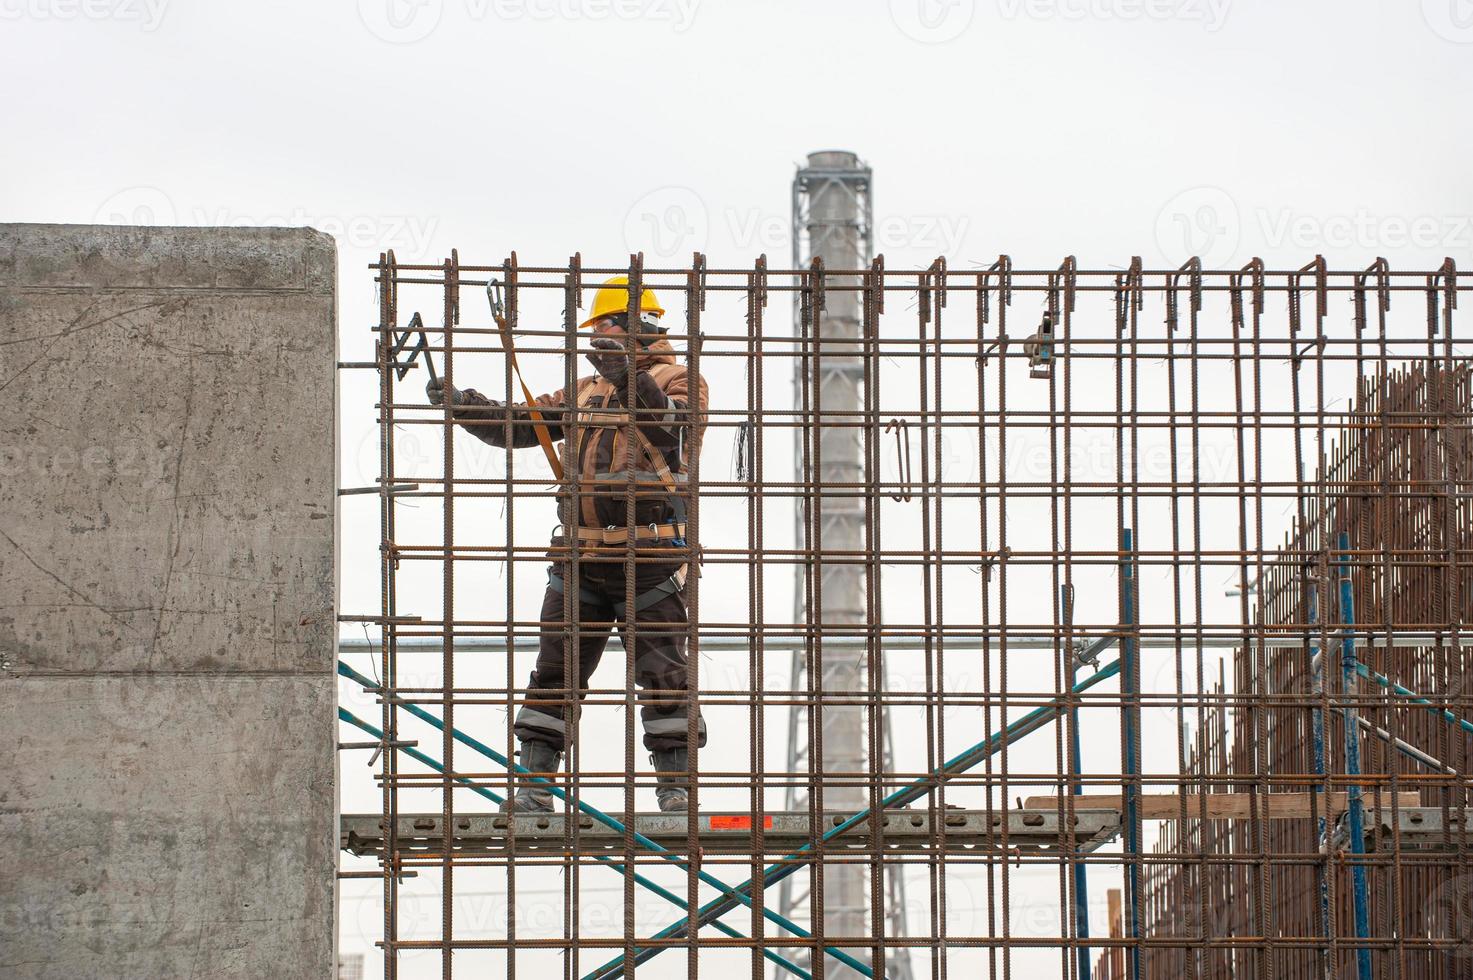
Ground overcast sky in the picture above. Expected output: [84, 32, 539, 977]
[6, 2, 1469, 977]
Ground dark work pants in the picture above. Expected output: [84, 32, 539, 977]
[512, 560, 708, 753]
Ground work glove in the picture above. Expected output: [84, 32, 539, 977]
[425, 377, 466, 407]
[587, 336, 633, 387]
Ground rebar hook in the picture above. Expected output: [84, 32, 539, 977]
[885, 418, 913, 502]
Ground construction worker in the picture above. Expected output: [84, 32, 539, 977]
[427, 276, 708, 812]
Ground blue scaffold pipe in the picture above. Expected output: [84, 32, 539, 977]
[584, 654, 1126, 980]
[336, 661, 847, 976]
[335, 706, 813, 980]
[1336, 532, 1373, 980]
[1349, 661, 1473, 737]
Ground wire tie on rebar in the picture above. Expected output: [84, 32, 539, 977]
[974, 547, 1011, 581]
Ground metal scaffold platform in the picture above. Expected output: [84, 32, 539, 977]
[341, 809, 1125, 858]
[340, 802, 1473, 859]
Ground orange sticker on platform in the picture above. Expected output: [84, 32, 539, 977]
[709, 815, 774, 831]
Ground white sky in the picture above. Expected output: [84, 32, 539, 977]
[5, 1, 1470, 977]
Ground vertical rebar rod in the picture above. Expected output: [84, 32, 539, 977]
[1306, 581, 1332, 967]
[1064, 583, 1091, 980]
[439, 250, 459, 980]
[1119, 526, 1142, 980]
[1337, 531, 1373, 980]
[377, 250, 401, 980]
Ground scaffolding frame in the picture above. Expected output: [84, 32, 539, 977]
[340, 253, 1471, 980]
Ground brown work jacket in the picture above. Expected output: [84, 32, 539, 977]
[452, 337, 708, 531]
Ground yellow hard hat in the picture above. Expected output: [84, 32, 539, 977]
[580, 275, 665, 330]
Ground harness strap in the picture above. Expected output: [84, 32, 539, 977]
[546, 569, 610, 609]
[574, 522, 686, 545]
[546, 568, 686, 620]
[575, 379, 690, 528]
[490, 296, 564, 481]
[609, 571, 686, 619]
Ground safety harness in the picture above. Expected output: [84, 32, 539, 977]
[550, 364, 694, 618]
[488, 281, 694, 618]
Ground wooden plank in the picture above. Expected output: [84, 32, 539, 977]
[1022, 791, 1421, 819]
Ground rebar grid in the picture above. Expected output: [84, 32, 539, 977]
[343, 252, 1472, 980]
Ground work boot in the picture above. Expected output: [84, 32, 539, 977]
[501, 740, 562, 813]
[651, 747, 691, 813]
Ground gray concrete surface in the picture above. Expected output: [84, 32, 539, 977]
[0, 224, 337, 979]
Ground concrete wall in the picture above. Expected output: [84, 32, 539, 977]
[0, 225, 337, 979]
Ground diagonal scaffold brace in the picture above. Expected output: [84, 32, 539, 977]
[336, 704, 814, 980]
[583, 641, 1128, 980]
[335, 660, 863, 976]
